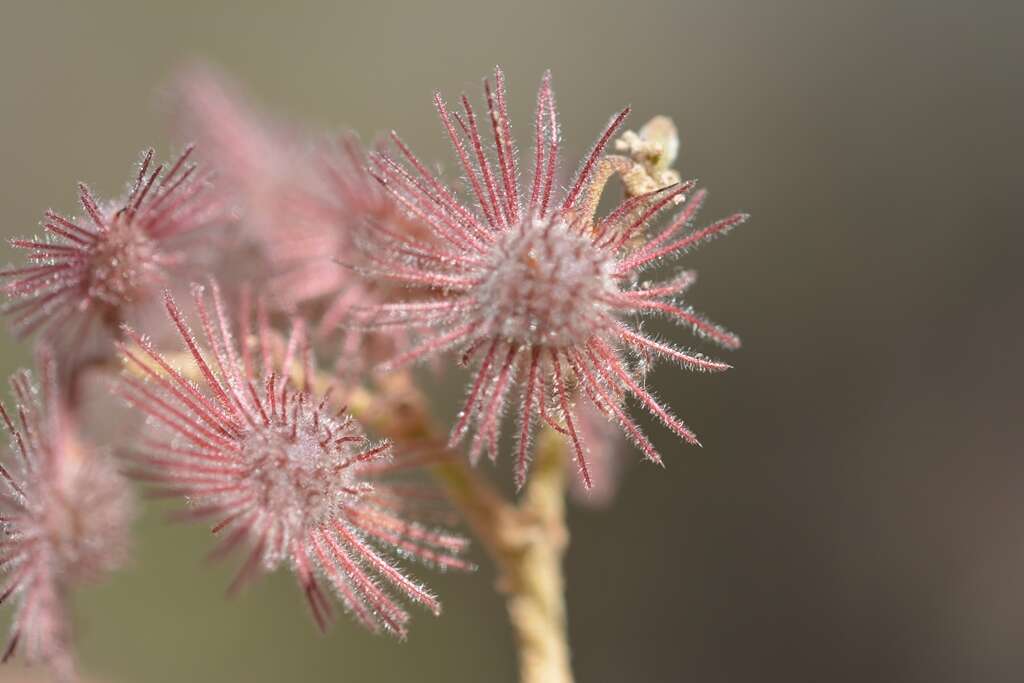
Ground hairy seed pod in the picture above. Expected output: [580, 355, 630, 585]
[360, 67, 748, 489]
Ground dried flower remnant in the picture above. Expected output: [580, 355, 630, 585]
[116, 284, 469, 636]
[0, 147, 217, 343]
[0, 357, 133, 680]
[363, 67, 748, 489]
[613, 115, 684, 201]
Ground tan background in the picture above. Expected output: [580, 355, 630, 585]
[1, 1, 1022, 681]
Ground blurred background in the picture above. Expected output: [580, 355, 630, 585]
[1, 1, 1022, 681]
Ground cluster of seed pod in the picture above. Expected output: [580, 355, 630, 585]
[0, 64, 745, 680]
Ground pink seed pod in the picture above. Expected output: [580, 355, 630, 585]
[173, 69, 403, 377]
[0, 353, 134, 680]
[171, 67, 344, 306]
[359, 67, 748, 489]
[313, 134, 437, 376]
[171, 65, 318, 246]
[0, 147, 220, 347]
[116, 283, 470, 637]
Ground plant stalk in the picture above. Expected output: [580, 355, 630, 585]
[353, 373, 574, 683]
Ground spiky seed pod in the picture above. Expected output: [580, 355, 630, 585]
[361, 67, 748, 489]
[316, 134, 402, 329]
[173, 69, 346, 307]
[172, 66, 316, 244]
[116, 283, 469, 637]
[0, 355, 133, 681]
[0, 147, 219, 344]
[312, 134, 437, 375]
[173, 70, 405, 379]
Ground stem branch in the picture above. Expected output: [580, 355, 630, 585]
[354, 373, 573, 683]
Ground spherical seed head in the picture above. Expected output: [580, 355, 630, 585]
[478, 216, 616, 347]
[221, 407, 366, 569]
[4, 422, 133, 585]
[118, 285, 469, 636]
[363, 67, 748, 488]
[80, 210, 160, 310]
[1, 147, 219, 342]
[172, 68, 406, 376]
[0, 362, 133, 676]
[31, 439, 134, 580]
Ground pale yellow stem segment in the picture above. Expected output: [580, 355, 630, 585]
[352, 373, 574, 683]
[503, 426, 572, 683]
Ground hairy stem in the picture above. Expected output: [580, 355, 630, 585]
[352, 372, 573, 683]
[502, 426, 572, 683]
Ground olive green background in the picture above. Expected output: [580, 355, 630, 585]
[1, 1, 1021, 681]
